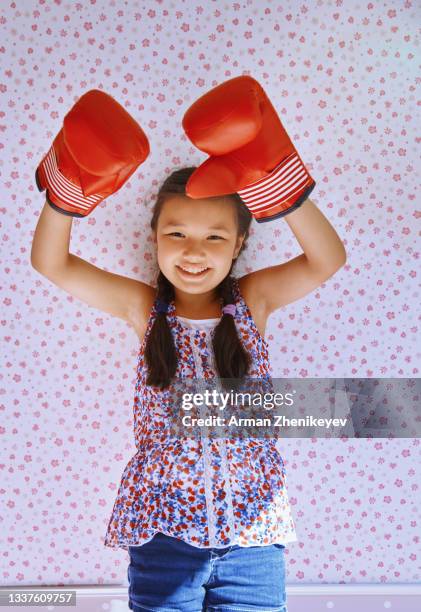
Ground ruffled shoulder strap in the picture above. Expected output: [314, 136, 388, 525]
[230, 276, 248, 321]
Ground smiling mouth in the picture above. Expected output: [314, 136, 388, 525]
[176, 265, 210, 278]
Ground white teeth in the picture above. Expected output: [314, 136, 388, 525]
[179, 266, 208, 274]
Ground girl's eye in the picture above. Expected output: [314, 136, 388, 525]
[167, 232, 224, 240]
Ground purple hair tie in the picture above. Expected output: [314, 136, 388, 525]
[156, 299, 169, 314]
[222, 303, 236, 317]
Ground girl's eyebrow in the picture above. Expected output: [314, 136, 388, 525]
[162, 221, 230, 231]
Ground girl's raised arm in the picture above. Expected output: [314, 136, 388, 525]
[30, 89, 154, 338]
[181, 76, 346, 315]
[31, 201, 155, 335]
[240, 197, 346, 315]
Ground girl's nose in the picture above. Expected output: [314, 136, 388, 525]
[182, 240, 207, 258]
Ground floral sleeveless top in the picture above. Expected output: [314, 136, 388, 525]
[104, 276, 298, 550]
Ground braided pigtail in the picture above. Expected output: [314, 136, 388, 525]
[212, 273, 252, 390]
[144, 271, 177, 389]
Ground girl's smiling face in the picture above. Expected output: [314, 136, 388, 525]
[153, 195, 244, 297]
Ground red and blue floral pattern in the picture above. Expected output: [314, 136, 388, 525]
[104, 277, 298, 550]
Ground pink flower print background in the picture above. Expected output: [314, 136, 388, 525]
[0, 0, 420, 586]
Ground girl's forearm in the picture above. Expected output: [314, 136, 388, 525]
[283, 198, 346, 273]
[31, 201, 73, 272]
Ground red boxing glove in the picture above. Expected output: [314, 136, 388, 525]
[35, 89, 150, 217]
[182, 76, 315, 223]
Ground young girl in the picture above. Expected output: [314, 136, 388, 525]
[31, 86, 346, 612]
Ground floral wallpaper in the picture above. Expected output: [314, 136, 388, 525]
[0, 0, 419, 587]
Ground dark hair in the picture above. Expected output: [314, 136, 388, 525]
[145, 167, 253, 390]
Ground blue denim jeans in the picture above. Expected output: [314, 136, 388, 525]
[127, 532, 287, 612]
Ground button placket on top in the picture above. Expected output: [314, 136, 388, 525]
[187, 321, 237, 549]
[205, 327, 237, 547]
[190, 326, 220, 547]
